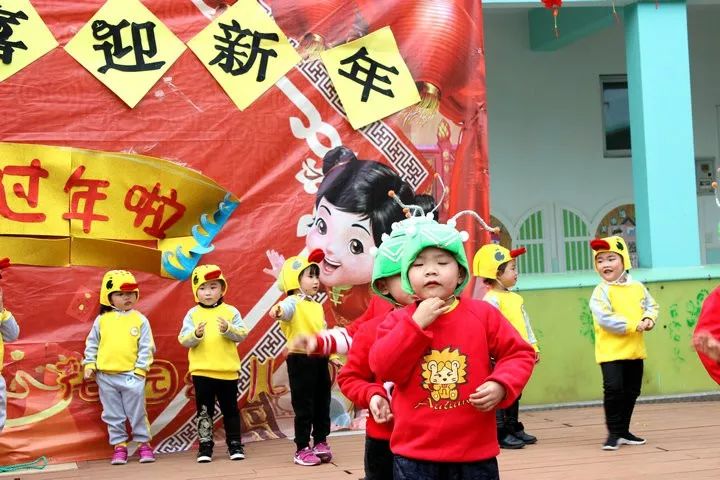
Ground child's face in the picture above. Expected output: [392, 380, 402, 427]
[375, 274, 415, 306]
[197, 280, 223, 306]
[110, 291, 138, 311]
[595, 252, 624, 282]
[299, 268, 320, 296]
[497, 260, 518, 289]
[306, 197, 374, 288]
[408, 247, 465, 300]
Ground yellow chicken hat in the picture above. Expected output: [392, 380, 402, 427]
[590, 235, 632, 271]
[100, 270, 139, 307]
[191, 264, 228, 302]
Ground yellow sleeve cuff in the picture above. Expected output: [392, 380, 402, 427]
[134, 368, 147, 377]
[84, 363, 96, 373]
[0, 310, 11, 322]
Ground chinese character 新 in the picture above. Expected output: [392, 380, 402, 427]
[338, 46, 399, 102]
[209, 20, 278, 82]
[92, 19, 165, 73]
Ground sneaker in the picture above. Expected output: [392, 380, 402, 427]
[137, 443, 156, 463]
[499, 433, 525, 449]
[197, 442, 213, 463]
[293, 447, 321, 466]
[111, 445, 128, 465]
[619, 432, 646, 445]
[228, 441, 245, 460]
[602, 435, 620, 451]
[312, 441, 332, 463]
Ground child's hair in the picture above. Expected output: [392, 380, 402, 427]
[413, 193, 437, 217]
[99, 304, 114, 314]
[317, 146, 415, 246]
[288, 264, 320, 295]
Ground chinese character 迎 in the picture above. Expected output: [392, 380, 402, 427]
[0, 7, 29, 65]
[92, 19, 165, 73]
[338, 46, 398, 102]
[124, 183, 186, 239]
[209, 19, 278, 82]
[0, 158, 49, 222]
[63, 165, 110, 233]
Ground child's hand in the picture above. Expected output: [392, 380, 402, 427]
[694, 330, 720, 362]
[469, 381, 505, 412]
[195, 322, 206, 338]
[412, 297, 450, 329]
[218, 317, 229, 333]
[269, 305, 283, 319]
[636, 318, 655, 332]
[290, 334, 317, 354]
[84, 368, 95, 380]
[263, 250, 286, 279]
[535, 352, 541, 364]
[369, 395, 394, 424]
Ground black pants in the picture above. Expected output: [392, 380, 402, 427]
[394, 455, 499, 480]
[286, 353, 331, 450]
[496, 395, 521, 434]
[365, 436, 394, 480]
[600, 359, 643, 437]
[192, 375, 242, 446]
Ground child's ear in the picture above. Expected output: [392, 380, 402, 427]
[457, 269, 467, 285]
[375, 279, 391, 295]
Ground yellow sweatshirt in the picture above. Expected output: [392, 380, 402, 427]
[589, 274, 659, 363]
[484, 289, 539, 352]
[275, 295, 325, 352]
[1, 309, 20, 373]
[178, 303, 248, 380]
[83, 309, 155, 376]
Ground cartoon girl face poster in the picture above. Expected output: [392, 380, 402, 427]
[271, 146, 417, 326]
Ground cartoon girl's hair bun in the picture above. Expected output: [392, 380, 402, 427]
[322, 146, 357, 174]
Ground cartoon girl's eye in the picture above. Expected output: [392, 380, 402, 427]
[314, 218, 327, 234]
[348, 238, 364, 255]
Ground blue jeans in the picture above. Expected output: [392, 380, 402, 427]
[394, 455, 499, 480]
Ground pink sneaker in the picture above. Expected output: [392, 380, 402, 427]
[138, 443, 156, 463]
[293, 447, 321, 466]
[313, 442, 332, 463]
[111, 445, 128, 465]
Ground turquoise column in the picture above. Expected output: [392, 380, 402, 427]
[625, 1, 700, 267]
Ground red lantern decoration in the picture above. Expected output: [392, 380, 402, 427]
[268, 0, 356, 58]
[389, 0, 479, 124]
[541, 0, 562, 38]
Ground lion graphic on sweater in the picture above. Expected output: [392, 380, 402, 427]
[421, 347, 467, 402]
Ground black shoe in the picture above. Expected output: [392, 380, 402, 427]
[228, 441, 245, 460]
[499, 433, 525, 449]
[619, 432, 646, 445]
[514, 429, 537, 445]
[602, 435, 620, 451]
[197, 442, 213, 463]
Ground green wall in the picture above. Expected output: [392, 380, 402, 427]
[520, 278, 718, 404]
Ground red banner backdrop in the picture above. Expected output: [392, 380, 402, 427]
[0, 0, 488, 463]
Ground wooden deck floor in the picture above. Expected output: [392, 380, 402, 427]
[9, 401, 720, 479]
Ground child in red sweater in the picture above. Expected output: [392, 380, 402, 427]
[693, 286, 720, 384]
[369, 217, 536, 480]
[337, 215, 418, 480]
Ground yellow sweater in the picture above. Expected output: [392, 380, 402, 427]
[83, 309, 155, 376]
[589, 275, 659, 363]
[275, 295, 325, 352]
[0, 309, 19, 373]
[178, 303, 248, 380]
[484, 290, 539, 352]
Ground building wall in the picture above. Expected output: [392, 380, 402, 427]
[521, 278, 718, 405]
[483, 6, 720, 270]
